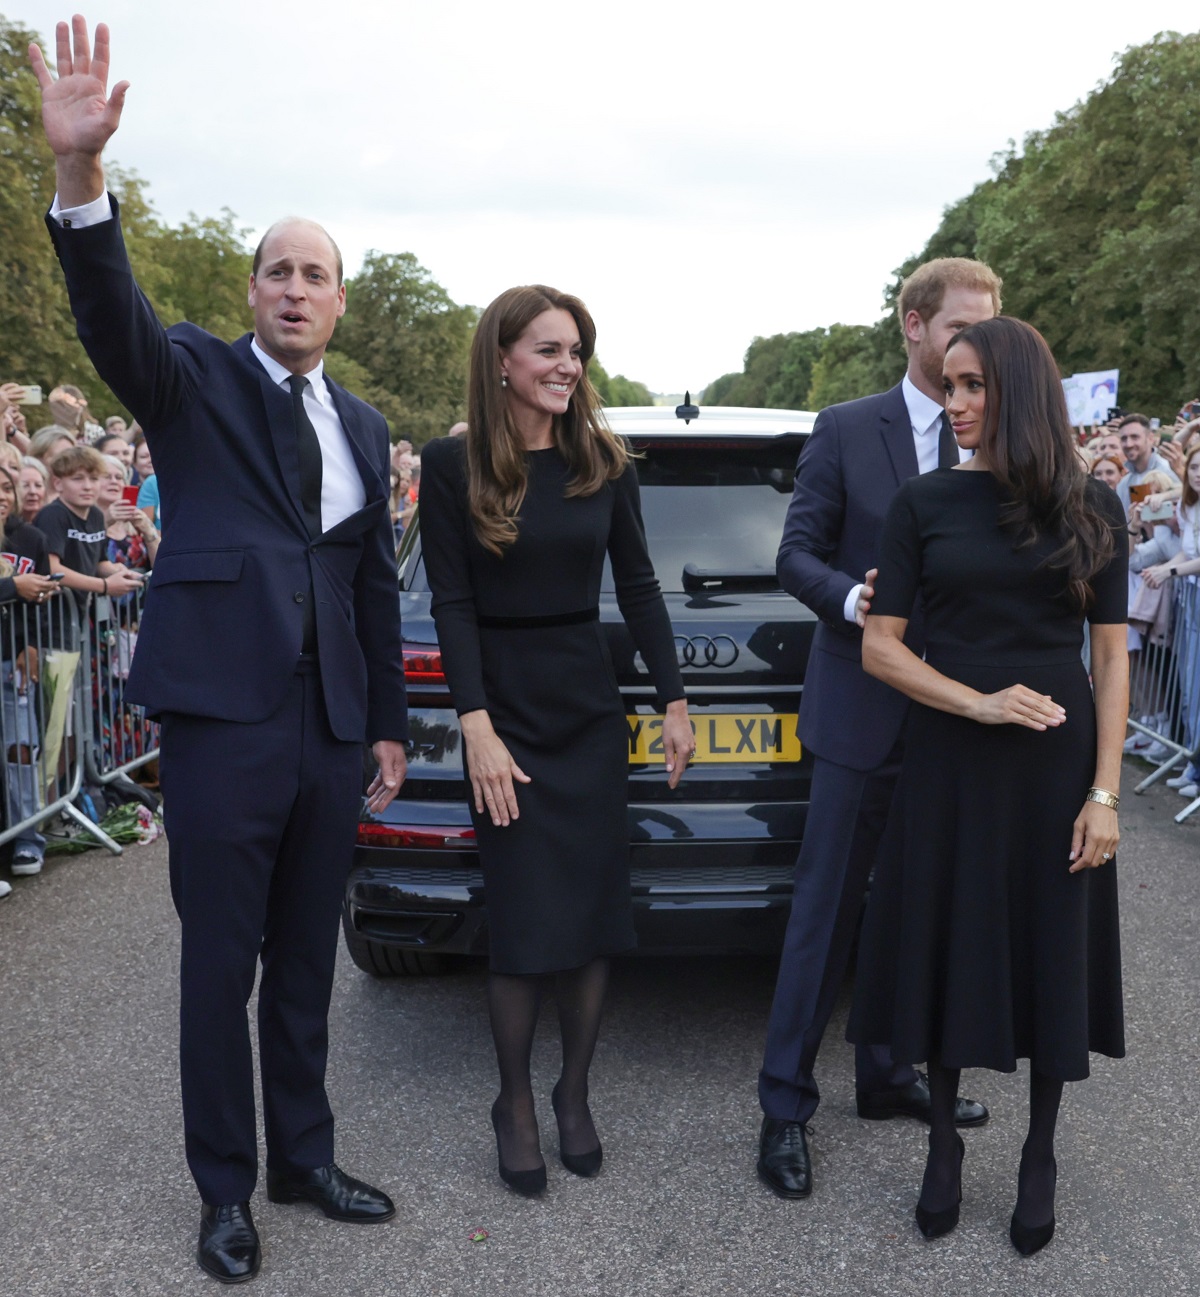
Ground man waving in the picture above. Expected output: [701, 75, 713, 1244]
[31, 18, 408, 1284]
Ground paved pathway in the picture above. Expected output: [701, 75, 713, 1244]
[1, 759, 1196, 1295]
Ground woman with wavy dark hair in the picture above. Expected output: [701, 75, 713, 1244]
[848, 316, 1128, 1255]
[419, 285, 692, 1195]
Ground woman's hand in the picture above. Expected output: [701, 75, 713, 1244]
[967, 685, 1066, 730]
[1068, 801, 1118, 873]
[460, 710, 531, 827]
[15, 647, 38, 684]
[12, 573, 59, 603]
[1143, 563, 1173, 589]
[661, 699, 694, 790]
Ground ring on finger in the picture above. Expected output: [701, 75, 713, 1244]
[1101, 851, 1111, 861]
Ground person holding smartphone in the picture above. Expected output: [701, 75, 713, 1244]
[98, 453, 158, 574]
[0, 463, 62, 880]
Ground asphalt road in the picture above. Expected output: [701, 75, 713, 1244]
[1, 758, 1198, 1297]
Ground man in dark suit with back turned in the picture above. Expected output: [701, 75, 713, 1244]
[757, 258, 1002, 1199]
[32, 19, 409, 1283]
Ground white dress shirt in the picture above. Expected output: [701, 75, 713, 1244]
[249, 341, 366, 532]
[50, 190, 367, 533]
[841, 374, 967, 623]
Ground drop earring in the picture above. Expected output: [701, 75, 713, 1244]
[501, 375, 508, 388]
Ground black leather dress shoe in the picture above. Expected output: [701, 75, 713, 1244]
[757, 1117, 812, 1199]
[266, 1163, 395, 1223]
[857, 1072, 989, 1127]
[197, 1201, 260, 1284]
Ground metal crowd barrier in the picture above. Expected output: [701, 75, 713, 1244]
[80, 581, 160, 792]
[0, 579, 159, 860]
[1126, 575, 1200, 823]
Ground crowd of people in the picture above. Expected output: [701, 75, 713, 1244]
[0, 382, 156, 899]
[1079, 408, 1200, 797]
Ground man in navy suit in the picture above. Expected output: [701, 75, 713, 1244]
[33, 19, 408, 1282]
[757, 258, 1002, 1199]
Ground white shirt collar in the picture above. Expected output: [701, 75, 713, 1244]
[250, 337, 330, 407]
[901, 371, 945, 437]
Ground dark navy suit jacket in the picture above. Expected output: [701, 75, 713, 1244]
[777, 382, 924, 772]
[47, 198, 407, 745]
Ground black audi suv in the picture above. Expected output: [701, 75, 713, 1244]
[343, 405, 819, 974]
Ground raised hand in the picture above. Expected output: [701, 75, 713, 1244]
[29, 17, 128, 170]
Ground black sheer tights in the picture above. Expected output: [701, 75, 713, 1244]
[1016, 1069, 1063, 1228]
[919, 1058, 962, 1215]
[487, 957, 609, 1172]
[919, 1058, 1064, 1224]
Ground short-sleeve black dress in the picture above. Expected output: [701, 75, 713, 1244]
[847, 469, 1127, 1081]
[419, 436, 685, 975]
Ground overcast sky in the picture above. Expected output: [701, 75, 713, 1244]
[16, 2, 1200, 395]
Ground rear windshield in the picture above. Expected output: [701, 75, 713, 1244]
[403, 440, 801, 594]
[611, 442, 799, 593]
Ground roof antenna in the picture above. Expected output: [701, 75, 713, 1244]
[675, 391, 699, 424]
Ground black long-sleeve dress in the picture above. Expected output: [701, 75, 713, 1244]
[847, 470, 1127, 1081]
[419, 436, 685, 975]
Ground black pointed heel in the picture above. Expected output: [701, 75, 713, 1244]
[1009, 1213, 1055, 1256]
[1010, 1153, 1057, 1255]
[551, 1082, 603, 1178]
[915, 1134, 964, 1240]
[490, 1102, 546, 1196]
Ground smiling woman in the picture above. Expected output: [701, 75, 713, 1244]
[418, 284, 692, 1198]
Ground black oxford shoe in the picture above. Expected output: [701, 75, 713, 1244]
[757, 1117, 812, 1199]
[266, 1163, 395, 1223]
[857, 1072, 989, 1127]
[197, 1201, 260, 1285]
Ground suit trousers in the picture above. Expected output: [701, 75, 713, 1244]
[159, 661, 362, 1205]
[758, 748, 917, 1122]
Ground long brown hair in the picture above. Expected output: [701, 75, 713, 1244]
[465, 285, 627, 555]
[1182, 444, 1200, 512]
[949, 316, 1115, 609]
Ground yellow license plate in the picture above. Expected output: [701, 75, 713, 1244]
[626, 713, 801, 764]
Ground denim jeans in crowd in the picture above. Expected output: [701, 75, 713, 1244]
[3, 669, 45, 861]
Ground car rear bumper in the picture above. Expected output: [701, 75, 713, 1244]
[344, 807, 802, 959]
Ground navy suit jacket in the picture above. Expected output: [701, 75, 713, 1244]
[776, 382, 924, 771]
[47, 198, 407, 745]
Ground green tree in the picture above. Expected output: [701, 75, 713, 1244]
[807, 324, 889, 408]
[906, 30, 1200, 412]
[335, 250, 476, 446]
[132, 208, 254, 343]
[591, 357, 652, 406]
[704, 325, 900, 411]
[0, 15, 105, 412]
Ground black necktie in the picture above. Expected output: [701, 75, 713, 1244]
[288, 374, 324, 538]
[937, 410, 959, 470]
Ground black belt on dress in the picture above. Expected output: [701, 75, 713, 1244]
[476, 607, 599, 629]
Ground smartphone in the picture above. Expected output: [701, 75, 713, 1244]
[1129, 483, 1154, 505]
[121, 485, 140, 507]
[1150, 418, 1161, 430]
[1142, 501, 1176, 523]
[49, 572, 65, 581]
[17, 385, 42, 406]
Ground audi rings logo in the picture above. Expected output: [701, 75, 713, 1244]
[675, 634, 739, 668]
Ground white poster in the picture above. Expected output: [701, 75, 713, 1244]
[1062, 369, 1119, 425]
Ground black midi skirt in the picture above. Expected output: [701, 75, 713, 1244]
[470, 618, 635, 975]
[848, 656, 1125, 1081]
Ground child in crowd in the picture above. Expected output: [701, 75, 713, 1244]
[36, 446, 144, 606]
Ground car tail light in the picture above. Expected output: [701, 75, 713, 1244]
[356, 822, 476, 849]
[403, 643, 445, 684]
